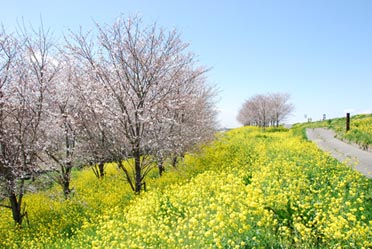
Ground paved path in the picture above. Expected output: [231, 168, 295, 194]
[306, 128, 372, 178]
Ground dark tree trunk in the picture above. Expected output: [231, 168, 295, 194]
[134, 148, 142, 193]
[92, 162, 105, 178]
[9, 193, 23, 225]
[6, 178, 26, 226]
[158, 158, 164, 177]
[62, 164, 72, 199]
[157, 152, 165, 177]
[63, 180, 70, 198]
[98, 162, 105, 178]
[172, 156, 178, 167]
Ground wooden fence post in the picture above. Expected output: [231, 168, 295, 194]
[346, 113, 350, 131]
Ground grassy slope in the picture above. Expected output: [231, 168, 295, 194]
[294, 113, 372, 149]
[0, 126, 371, 248]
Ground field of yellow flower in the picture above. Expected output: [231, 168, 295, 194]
[1, 126, 371, 248]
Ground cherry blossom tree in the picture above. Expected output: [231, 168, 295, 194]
[268, 93, 294, 127]
[67, 16, 217, 193]
[70, 63, 118, 179]
[0, 25, 58, 225]
[0, 27, 23, 224]
[148, 67, 218, 174]
[237, 93, 294, 127]
[41, 58, 83, 199]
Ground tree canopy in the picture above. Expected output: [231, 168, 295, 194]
[237, 93, 294, 127]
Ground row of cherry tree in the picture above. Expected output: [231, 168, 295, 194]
[237, 93, 294, 127]
[0, 17, 217, 225]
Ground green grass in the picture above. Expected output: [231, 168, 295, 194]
[293, 113, 372, 149]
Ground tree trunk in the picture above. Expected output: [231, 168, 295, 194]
[134, 148, 142, 193]
[9, 193, 23, 225]
[158, 158, 164, 177]
[62, 164, 72, 199]
[118, 160, 135, 191]
[92, 162, 105, 178]
[157, 152, 165, 177]
[276, 114, 279, 127]
[172, 156, 178, 167]
[63, 180, 71, 198]
[98, 162, 105, 178]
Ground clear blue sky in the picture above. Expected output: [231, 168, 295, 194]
[2, 0, 372, 127]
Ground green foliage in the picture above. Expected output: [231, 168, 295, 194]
[264, 126, 290, 133]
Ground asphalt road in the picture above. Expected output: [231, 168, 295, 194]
[306, 128, 372, 178]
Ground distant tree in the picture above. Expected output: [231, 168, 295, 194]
[269, 93, 294, 127]
[67, 16, 217, 193]
[237, 92, 294, 127]
[237, 100, 255, 126]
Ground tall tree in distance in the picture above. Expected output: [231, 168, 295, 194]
[237, 92, 294, 127]
[269, 93, 294, 127]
